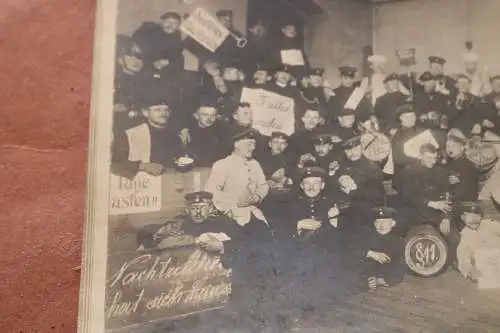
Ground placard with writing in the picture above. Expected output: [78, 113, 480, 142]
[180, 7, 230, 53]
[105, 245, 232, 331]
[280, 49, 305, 66]
[240, 88, 295, 136]
[109, 172, 162, 216]
[403, 130, 439, 159]
[474, 248, 500, 289]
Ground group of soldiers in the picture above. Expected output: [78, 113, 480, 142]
[112, 8, 500, 290]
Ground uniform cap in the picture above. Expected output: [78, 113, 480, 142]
[232, 128, 257, 143]
[270, 131, 289, 141]
[419, 142, 439, 154]
[342, 136, 362, 149]
[339, 66, 357, 78]
[160, 12, 181, 20]
[419, 71, 435, 82]
[460, 201, 482, 215]
[429, 56, 446, 65]
[300, 166, 327, 181]
[373, 207, 397, 220]
[447, 133, 467, 145]
[185, 191, 213, 204]
[455, 73, 472, 82]
[312, 133, 332, 145]
[275, 64, 293, 74]
[396, 103, 415, 117]
[198, 94, 219, 109]
[309, 68, 325, 77]
[383, 73, 400, 84]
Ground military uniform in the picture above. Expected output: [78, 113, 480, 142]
[449, 91, 485, 136]
[392, 149, 450, 231]
[326, 66, 362, 124]
[374, 73, 410, 134]
[213, 10, 246, 69]
[413, 72, 450, 130]
[428, 56, 457, 97]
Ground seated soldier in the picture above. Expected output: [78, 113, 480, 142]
[247, 63, 271, 88]
[289, 106, 326, 162]
[183, 96, 225, 167]
[348, 207, 405, 291]
[393, 143, 451, 234]
[299, 67, 331, 106]
[334, 136, 385, 232]
[294, 166, 345, 246]
[298, 133, 343, 179]
[374, 73, 410, 136]
[444, 133, 480, 203]
[258, 131, 293, 190]
[217, 61, 246, 120]
[136, 191, 242, 256]
[111, 92, 183, 179]
[266, 64, 300, 99]
[330, 107, 360, 142]
[207, 129, 272, 240]
[456, 202, 500, 283]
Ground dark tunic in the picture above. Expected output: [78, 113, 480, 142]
[374, 91, 408, 134]
[113, 67, 148, 131]
[326, 84, 367, 124]
[348, 227, 405, 288]
[111, 122, 184, 179]
[288, 128, 321, 163]
[218, 81, 244, 120]
[398, 71, 419, 96]
[185, 121, 225, 167]
[392, 162, 450, 228]
[272, 36, 310, 76]
[258, 150, 292, 179]
[444, 156, 480, 202]
[413, 90, 450, 130]
[299, 87, 327, 106]
[214, 27, 246, 69]
[449, 94, 485, 136]
[132, 22, 184, 77]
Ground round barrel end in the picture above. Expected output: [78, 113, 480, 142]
[404, 224, 449, 277]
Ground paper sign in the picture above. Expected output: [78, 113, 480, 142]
[109, 172, 162, 215]
[180, 7, 230, 53]
[403, 130, 439, 159]
[474, 248, 500, 289]
[344, 87, 365, 110]
[240, 88, 295, 136]
[281, 49, 305, 66]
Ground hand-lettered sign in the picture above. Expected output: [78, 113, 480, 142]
[403, 130, 439, 159]
[180, 7, 230, 53]
[106, 245, 231, 331]
[280, 49, 305, 66]
[109, 172, 162, 215]
[240, 88, 295, 136]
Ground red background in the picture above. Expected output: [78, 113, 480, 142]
[0, 0, 95, 331]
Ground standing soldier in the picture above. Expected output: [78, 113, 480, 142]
[327, 66, 359, 124]
[266, 64, 300, 99]
[299, 68, 331, 106]
[289, 106, 326, 165]
[132, 12, 184, 79]
[214, 9, 246, 69]
[449, 74, 484, 137]
[258, 131, 293, 190]
[374, 73, 410, 136]
[329, 107, 360, 142]
[427, 56, 456, 97]
[413, 71, 450, 130]
[462, 52, 491, 98]
[272, 19, 310, 77]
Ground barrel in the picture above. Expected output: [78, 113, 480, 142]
[404, 224, 449, 277]
[361, 132, 391, 162]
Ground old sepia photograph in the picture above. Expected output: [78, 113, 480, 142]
[80, 0, 500, 332]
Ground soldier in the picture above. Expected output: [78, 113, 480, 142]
[456, 201, 500, 283]
[327, 66, 359, 124]
[136, 191, 243, 255]
[444, 134, 480, 202]
[484, 75, 500, 103]
[217, 61, 246, 120]
[335, 136, 385, 232]
[272, 19, 310, 77]
[132, 12, 184, 79]
[113, 35, 146, 132]
[111, 92, 183, 179]
[183, 96, 225, 167]
[289, 106, 326, 163]
[258, 131, 292, 187]
[449, 74, 484, 136]
[413, 71, 450, 130]
[294, 166, 345, 245]
[247, 63, 272, 88]
[214, 9, 246, 68]
[392, 143, 451, 234]
[462, 51, 491, 97]
[206, 128, 272, 240]
[299, 67, 330, 106]
[266, 64, 300, 99]
[374, 73, 410, 136]
[347, 207, 405, 291]
[427, 56, 456, 97]
[330, 107, 360, 142]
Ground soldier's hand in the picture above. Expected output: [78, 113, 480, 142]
[179, 128, 191, 145]
[198, 238, 225, 254]
[368, 276, 377, 290]
[449, 175, 460, 185]
[389, 128, 398, 137]
[439, 218, 451, 235]
[483, 119, 495, 128]
[299, 154, 316, 165]
[328, 161, 340, 176]
[139, 162, 164, 176]
[428, 200, 452, 214]
[272, 168, 286, 182]
[367, 250, 391, 264]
